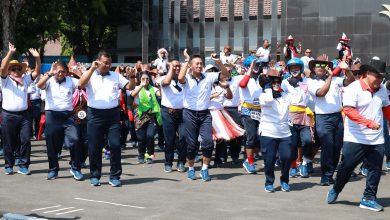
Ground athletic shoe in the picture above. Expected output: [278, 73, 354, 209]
[326, 188, 338, 204]
[200, 169, 211, 182]
[70, 169, 84, 181]
[242, 160, 256, 174]
[281, 181, 290, 192]
[146, 158, 153, 164]
[264, 185, 275, 193]
[359, 198, 383, 212]
[4, 167, 13, 175]
[90, 178, 101, 186]
[164, 165, 172, 173]
[320, 176, 330, 186]
[0, 148, 3, 156]
[360, 166, 368, 177]
[137, 158, 145, 164]
[289, 168, 299, 178]
[17, 167, 31, 175]
[47, 171, 58, 180]
[109, 179, 121, 187]
[299, 165, 309, 178]
[188, 169, 196, 180]
[386, 161, 390, 170]
[176, 163, 186, 173]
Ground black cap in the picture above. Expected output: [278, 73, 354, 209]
[361, 59, 387, 77]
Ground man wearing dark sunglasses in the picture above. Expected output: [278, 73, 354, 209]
[0, 42, 41, 175]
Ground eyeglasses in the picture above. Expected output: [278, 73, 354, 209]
[141, 78, 150, 80]
[305, 51, 311, 54]
[10, 67, 22, 72]
[315, 63, 327, 68]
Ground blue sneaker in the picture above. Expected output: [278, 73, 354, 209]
[289, 168, 299, 178]
[327, 188, 339, 204]
[281, 181, 290, 192]
[4, 167, 13, 175]
[109, 179, 121, 187]
[320, 176, 330, 186]
[47, 171, 58, 180]
[187, 169, 196, 180]
[242, 160, 256, 174]
[299, 165, 309, 178]
[15, 158, 21, 166]
[0, 148, 3, 156]
[70, 169, 84, 181]
[307, 162, 314, 173]
[360, 167, 368, 177]
[264, 185, 275, 193]
[17, 167, 31, 175]
[90, 178, 101, 186]
[164, 165, 173, 173]
[386, 161, 390, 170]
[359, 198, 383, 212]
[200, 169, 211, 182]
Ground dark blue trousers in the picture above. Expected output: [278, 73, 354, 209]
[261, 136, 293, 186]
[45, 110, 80, 172]
[241, 115, 260, 149]
[136, 120, 156, 159]
[29, 99, 42, 138]
[87, 107, 122, 180]
[290, 124, 313, 160]
[316, 112, 343, 179]
[76, 122, 88, 164]
[2, 110, 31, 168]
[383, 118, 390, 161]
[161, 106, 186, 166]
[183, 109, 213, 160]
[334, 142, 384, 200]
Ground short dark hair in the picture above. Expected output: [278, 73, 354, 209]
[56, 61, 69, 73]
[190, 54, 203, 63]
[97, 50, 111, 59]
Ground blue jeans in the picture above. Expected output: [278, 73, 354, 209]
[161, 106, 186, 166]
[87, 107, 122, 180]
[261, 135, 292, 185]
[290, 124, 313, 160]
[2, 110, 31, 168]
[45, 110, 80, 172]
[334, 142, 384, 200]
[316, 112, 343, 179]
[183, 109, 213, 160]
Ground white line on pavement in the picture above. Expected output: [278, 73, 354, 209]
[43, 207, 75, 213]
[74, 197, 145, 209]
[31, 205, 61, 211]
[55, 209, 84, 215]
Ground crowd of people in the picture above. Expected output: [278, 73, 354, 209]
[0, 32, 390, 212]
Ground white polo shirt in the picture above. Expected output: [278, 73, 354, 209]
[308, 77, 344, 114]
[44, 76, 78, 111]
[182, 71, 219, 111]
[281, 77, 309, 107]
[1, 75, 33, 111]
[209, 85, 226, 110]
[343, 80, 390, 145]
[85, 70, 129, 109]
[256, 47, 270, 62]
[259, 89, 291, 138]
[224, 75, 243, 107]
[28, 76, 41, 100]
[239, 76, 263, 106]
[157, 76, 184, 109]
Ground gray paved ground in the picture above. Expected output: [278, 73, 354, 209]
[0, 140, 389, 220]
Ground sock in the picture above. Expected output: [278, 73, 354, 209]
[189, 166, 194, 171]
[247, 155, 254, 165]
[291, 160, 297, 168]
[202, 164, 208, 170]
[302, 157, 311, 166]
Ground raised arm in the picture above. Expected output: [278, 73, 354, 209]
[211, 53, 230, 80]
[161, 62, 174, 86]
[1, 42, 17, 77]
[37, 62, 56, 89]
[78, 61, 99, 88]
[29, 48, 41, 80]
[125, 66, 136, 90]
[315, 67, 333, 97]
[178, 49, 190, 84]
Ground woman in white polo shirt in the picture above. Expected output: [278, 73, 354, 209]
[37, 61, 82, 181]
[260, 70, 306, 193]
[131, 71, 161, 164]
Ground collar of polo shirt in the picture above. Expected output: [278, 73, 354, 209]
[97, 70, 111, 76]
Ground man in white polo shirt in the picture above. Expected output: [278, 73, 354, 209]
[78, 50, 135, 187]
[37, 61, 82, 181]
[0, 43, 41, 175]
[178, 50, 230, 182]
[256, 39, 271, 70]
[308, 54, 354, 186]
[327, 60, 389, 212]
[157, 60, 186, 173]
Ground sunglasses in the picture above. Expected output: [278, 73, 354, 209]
[141, 78, 150, 80]
[305, 51, 311, 53]
[315, 63, 327, 68]
[10, 67, 22, 72]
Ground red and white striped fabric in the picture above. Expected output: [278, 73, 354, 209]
[210, 109, 245, 141]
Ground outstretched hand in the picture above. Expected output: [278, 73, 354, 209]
[183, 48, 190, 61]
[8, 42, 16, 53]
[28, 48, 40, 58]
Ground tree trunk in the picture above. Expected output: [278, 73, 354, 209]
[1, 0, 25, 55]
